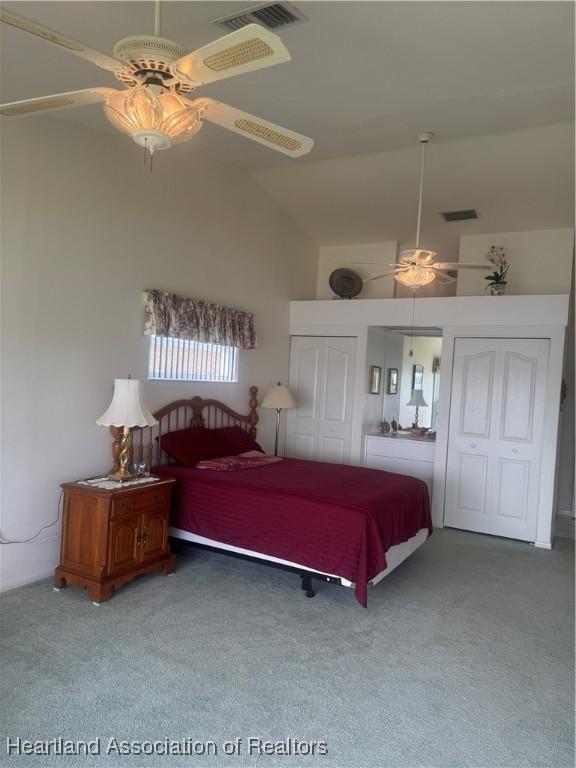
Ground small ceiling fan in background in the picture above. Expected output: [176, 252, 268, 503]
[0, 1, 314, 162]
[329, 133, 488, 298]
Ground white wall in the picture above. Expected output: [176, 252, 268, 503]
[0, 117, 318, 592]
[316, 242, 397, 299]
[457, 228, 574, 296]
[398, 336, 443, 430]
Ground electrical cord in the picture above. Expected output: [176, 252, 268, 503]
[0, 490, 63, 545]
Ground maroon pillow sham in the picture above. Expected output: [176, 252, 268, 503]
[159, 425, 262, 467]
[218, 426, 263, 457]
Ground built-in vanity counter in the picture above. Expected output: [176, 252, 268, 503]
[364, 433, 436, 497]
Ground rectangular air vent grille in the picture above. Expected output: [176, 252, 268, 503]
[441, 209, 479, 222]
[212, 2, 308, 32]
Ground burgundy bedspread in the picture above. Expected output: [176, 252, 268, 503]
[154, 459, 432, 606]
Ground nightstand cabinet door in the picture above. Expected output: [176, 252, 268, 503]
[140, 507, 169, 563]
[108, 511, 141, 576]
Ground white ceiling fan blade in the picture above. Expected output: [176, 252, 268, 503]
[193, 98, 313, 157]
[0, 88, 117, 118]
[0, 8, 125, 72]
[433, 262, 488, 270]
[363, 269, 405, 283]
[170, 24, 290, 86]
[434, 272, 457, 285]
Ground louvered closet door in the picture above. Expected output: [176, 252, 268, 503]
[286, 337, 356, 463]
[444, 338, 549, 542]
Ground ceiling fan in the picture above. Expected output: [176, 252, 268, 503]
[361, 133, 488, 289]
[0, 2, 314, 160]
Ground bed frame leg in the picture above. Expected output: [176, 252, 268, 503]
[300, 573, 315, 598]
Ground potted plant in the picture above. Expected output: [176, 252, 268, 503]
[484, 245, 509, 295]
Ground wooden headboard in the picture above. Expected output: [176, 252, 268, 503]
[110, 386, 259, 470]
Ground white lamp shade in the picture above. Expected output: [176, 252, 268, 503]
[96, 379, 157, 428]
[261, 383, 296, 410]
[406, 389, 428, 408]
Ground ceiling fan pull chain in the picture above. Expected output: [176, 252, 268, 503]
[143, 137, 148, 166]
[409, 287, 417, 357]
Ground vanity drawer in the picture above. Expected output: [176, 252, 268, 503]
[365, 435, 435, 462]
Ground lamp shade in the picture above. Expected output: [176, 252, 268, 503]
[406, 389, 428, 408]
[96, 379, 157, 428]
[261, 383, 296, 410]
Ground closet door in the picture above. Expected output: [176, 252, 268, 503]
[444, 337, 549, 542]
[286, 337, 356, 463]
[317, 337, 356, 463]
[286, 337, 323, 460]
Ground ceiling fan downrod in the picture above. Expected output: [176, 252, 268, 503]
[154, 0, 162, 37]
[415, 132, 433, 250]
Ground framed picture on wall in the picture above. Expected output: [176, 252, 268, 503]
[412, 364, 424, 390]
[387, 368, 398, 394]
[369, 366, 382, 394]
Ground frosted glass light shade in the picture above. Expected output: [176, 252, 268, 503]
[104, 86, 203, 147]
[96, 379, 157, 428]
[262, 383, 296, 410]
[406, 389, 428, 408]
[395, 248, 437, 288]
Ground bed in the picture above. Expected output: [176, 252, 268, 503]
[128, 387, 432, 606]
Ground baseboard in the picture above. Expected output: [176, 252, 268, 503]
[0, 567, 54, 594]
[555, 510, 575, 540]
[0, 533, 59, 593]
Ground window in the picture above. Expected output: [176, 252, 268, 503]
[148, 335, 238, 382]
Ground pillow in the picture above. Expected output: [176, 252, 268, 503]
[215, 426, 263, 456]
[159, 425, 262, 467]
[159, 427, 229, 467]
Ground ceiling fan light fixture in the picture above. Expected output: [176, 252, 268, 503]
[103, 85, 203, 150]
[395, 266, 436, 288]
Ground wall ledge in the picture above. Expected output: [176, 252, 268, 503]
[290, 294, 570, 330]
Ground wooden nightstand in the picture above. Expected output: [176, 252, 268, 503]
[54, 477, 176, 604]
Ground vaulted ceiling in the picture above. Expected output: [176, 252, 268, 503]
[2, 1, 574, 251]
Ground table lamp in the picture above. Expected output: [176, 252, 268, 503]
[261, 382, 296, 456]
[97, 378, 157, 481]
[406, 388, 428, 428]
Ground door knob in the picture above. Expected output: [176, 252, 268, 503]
[470, 443, 477, 449]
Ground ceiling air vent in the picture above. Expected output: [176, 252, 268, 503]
[212, 3, 308, 32]
[441, 209, 479, 222]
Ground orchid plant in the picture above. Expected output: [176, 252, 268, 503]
[484, 245, 509, 290]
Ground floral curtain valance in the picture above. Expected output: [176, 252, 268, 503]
[143, 290, 258, 350]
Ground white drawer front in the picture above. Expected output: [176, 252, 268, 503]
[365, 436, 435, 463]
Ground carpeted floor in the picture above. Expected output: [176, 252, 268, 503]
[1, 529, 574, 768]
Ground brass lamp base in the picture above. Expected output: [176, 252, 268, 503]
[109, 426, 134, 482]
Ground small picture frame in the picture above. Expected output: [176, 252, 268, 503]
[369, 365, 382, 394]
[412, 364, 424, 390]
[387, 368, 398, 395]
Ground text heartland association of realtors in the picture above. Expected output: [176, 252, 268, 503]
[5, 737, 329, 757]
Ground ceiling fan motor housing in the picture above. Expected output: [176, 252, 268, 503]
[112, 36, 194, 93]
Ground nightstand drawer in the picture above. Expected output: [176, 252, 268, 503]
[111, 488, 169, 518]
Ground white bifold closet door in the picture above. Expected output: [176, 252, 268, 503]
[445, 337, 549, 542]
[286, 336, 356, 464]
